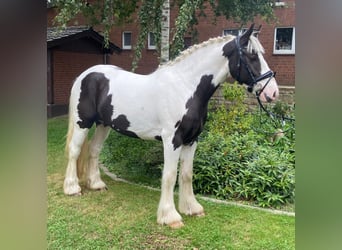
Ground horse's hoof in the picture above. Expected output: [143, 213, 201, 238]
[195, 211, 205, 217]
[65, 191, 81, 196]
[87, 180, 107, 191]
[97, 186, 108, 192]
[64, 186, 82, 196]
[169, 221, 184, 229]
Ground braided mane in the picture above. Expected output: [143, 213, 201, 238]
[160, 35, 235, 67]
[160, 34, 265, 68]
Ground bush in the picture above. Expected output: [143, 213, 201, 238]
[194, 131, 295, 208]
[193, 82, 295, 208]
[101, 133, 163, 187]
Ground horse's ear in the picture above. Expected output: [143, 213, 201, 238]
[253, 25, 262, 37]
[257, 24, 262, 31]
[239, 23, 255, 46]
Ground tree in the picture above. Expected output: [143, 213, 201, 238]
[50, 0, 275, 69]
[160, 0, 170, 64]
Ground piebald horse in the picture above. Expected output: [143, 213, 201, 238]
[64, 24, 278, 228]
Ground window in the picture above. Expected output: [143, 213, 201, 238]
[223, 29, 240, 36]
[148, 32, 156, 50]
[274, 27, 295, 54]
[223, 28, 259, 37]
[274, 0, 285, 7]
[122, 31, 132, 50]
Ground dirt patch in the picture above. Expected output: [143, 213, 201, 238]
[138, 232, 190, 250]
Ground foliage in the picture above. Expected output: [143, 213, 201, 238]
[132, 0, 163, 70]
[207, 82, 253, 136]
[50, 0, 275, 68]
[169, 0, 204, 58]
[51, 0, 139, 46]
[193, 131, 295, 208]
[193, 82, 295, 208]
[101, 132, 164, 187]
[215, 0, 276, 24]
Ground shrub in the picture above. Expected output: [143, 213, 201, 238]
[194, 131, 295, 208]
[207, 83, 253, 137]
[101, 132, 163, 187]
[193, 82, 295, 208]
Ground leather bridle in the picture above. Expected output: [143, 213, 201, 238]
[234, 35, 275, 96]
[234, 35, 294, 123]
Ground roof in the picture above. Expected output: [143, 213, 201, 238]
[47, 26, 121, 54]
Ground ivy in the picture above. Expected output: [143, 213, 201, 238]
[132, 0, 163, 71]
[169, 0, 203, 59]
[51, 0, 275, 69]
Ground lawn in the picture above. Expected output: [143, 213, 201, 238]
[48, 116, 295, 249]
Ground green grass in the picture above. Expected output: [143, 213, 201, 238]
[48, 116, 295, 249]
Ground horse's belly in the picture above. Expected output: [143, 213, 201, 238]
[110, 107, 162, 141]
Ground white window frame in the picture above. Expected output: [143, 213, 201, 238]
[148, 32, 156, 50]
[273, 27, 295, 55]
[223, 28, 259, 37]
[223, 29, 242, 36]
[122, 31, 132, 50]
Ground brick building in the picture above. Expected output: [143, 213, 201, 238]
[47, 0, 295, 116]
[47, 26, 121, 117]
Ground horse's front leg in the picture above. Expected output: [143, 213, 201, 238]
[178, 142, 204, 217]
[157, 137, 183, 228]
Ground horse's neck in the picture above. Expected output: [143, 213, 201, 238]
[165, 42, 229, 89]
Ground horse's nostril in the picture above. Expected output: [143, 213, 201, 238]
[273, 91, 276, 98]
[265, 93, 273, 103]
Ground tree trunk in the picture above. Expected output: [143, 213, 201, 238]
[160, 0, 170, 64]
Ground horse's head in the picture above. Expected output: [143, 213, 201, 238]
[223, 24, 279, 102]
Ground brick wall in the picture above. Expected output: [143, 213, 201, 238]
[192, 1, 295, 86]
[212, 84, 295, 110]
[48, 1, 295, 84]
[106, 1, 295, 85]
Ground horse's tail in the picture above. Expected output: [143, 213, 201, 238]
[65, 93, 88, 181]
[76, 137, 89, 181]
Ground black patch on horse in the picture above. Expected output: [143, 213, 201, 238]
[111, 114, 139, 138]
[222, 38, 261, 85]
[77, 72, 113, 129]
[172, 74, 218, 150]
[76, 72, 139, 139]
[155, 135, 162, 141]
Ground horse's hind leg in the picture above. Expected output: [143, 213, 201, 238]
[64, 125, 89, 195]
[178, 142, 204, 216]
[87, 124, 110, 190]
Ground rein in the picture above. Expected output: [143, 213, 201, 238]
[234, 35, 295, 135]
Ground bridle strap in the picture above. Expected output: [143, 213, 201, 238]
[234, 36, 274, 92]
[234, 36, 295, 125]
[255, 71, 276, 97]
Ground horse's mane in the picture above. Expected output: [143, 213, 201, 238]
[247, 35, 265, 54]
[160, 35, 234, 67]
[160, 34, 264, 68]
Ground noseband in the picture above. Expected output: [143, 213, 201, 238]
[234, 35, 275, 96]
